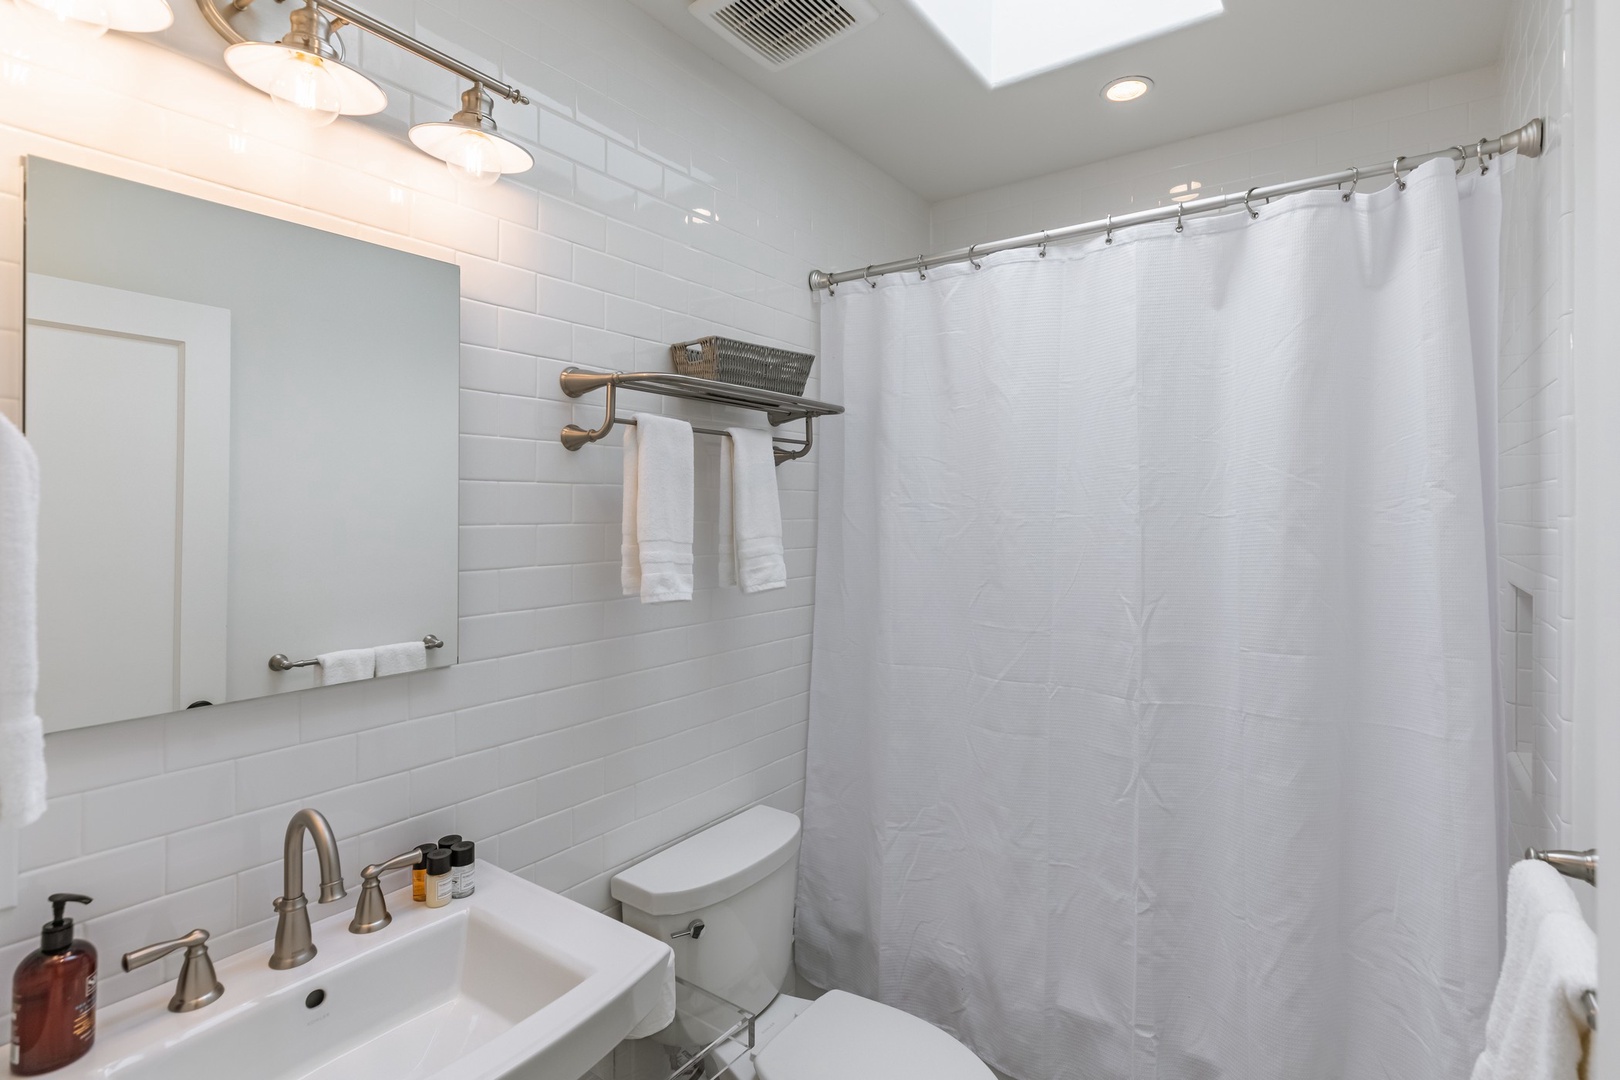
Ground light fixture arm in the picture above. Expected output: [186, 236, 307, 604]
[196, 0, 531, 105]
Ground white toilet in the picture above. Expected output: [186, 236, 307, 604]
[611, 806, 993, 1080]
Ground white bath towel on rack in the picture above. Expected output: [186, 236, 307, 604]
[621, 413, 694, 603]
[1471, 859, 1596, 1080]
[375, 640, 427, 677]
[316, 648, 375, 685]
[719, 427, 786, 593]
[0, 415, 46, 827]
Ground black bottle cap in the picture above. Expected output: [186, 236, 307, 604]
[416, 843, 437, 861]
[425, 848, 452, 875]
[450, 840, 475, 867]
[41, 893, 91, 955]
[437, 834, 462, 850]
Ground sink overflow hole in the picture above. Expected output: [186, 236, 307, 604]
[306, 989, 326, 1009]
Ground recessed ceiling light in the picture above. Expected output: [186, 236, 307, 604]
[1104, 76, 1153, 102]
[1169, 180, 1202, 202]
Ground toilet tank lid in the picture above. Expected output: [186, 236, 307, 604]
[611, 806, 802, 916]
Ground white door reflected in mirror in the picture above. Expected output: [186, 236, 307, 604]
[26, 276, 230, 728]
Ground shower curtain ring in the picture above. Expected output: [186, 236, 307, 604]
[1342, 167, 1358, 202]
[1175, 204, 1185, 233]
[864, 265, 877, 289]
[1478, 138, 1492, 175]
[916, 256, 927, 281]
[1038, 231, 1049, 257]
[1451, 146, 1468, 175]
[1105, 216, 1114, 244]
[1393, 156, 1407, 191]
[1244, 188, 1260, 219]
[968, 244, 982, 270]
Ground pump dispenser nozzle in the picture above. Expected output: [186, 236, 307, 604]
[41, 894, 92, 954]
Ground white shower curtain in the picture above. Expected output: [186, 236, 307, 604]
[800, 159, 1504, 1080]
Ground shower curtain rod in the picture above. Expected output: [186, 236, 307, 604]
[808, 118, 1545, 293]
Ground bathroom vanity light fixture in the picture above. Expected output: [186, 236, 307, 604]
[198, 0, 532, 176]
[409, 84, 534, 187]
[14, 0, 172, 36]
[223, 2, 384, 128]
[1103, 75, 1152, 102]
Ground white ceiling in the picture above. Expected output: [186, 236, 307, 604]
[626, 0, 1511, 201]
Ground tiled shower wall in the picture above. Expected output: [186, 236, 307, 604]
[1497, 0, 1575, 858]
[0, 0, 927, 1011]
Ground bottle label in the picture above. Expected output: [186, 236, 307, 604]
[74, 972, 95, 1042]
[434, 875, 452, 902]
[452, 864, 475, 899]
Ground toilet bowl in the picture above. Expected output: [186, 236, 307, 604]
[610, 806, 992, 1080]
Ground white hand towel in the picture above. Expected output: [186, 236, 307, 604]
[0, 415, 46, 827]
[620, 414, 694, 604]
[719, 427, 786, 593]
[1471, 860, 1596, 1080]
[316, 648, 375, 685]
[374, 640, 427, 677]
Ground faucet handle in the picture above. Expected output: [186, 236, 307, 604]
[349, 847, 427, 935]
[122, 928, 225, 1013]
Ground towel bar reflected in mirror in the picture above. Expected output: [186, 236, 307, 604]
[269, 635, 444, 672]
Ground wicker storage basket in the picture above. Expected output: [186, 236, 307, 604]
[670, 337, 815, 396]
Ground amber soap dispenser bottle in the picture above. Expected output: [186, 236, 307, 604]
[11, 894, 95, 1075]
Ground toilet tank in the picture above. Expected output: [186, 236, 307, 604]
[611, 806, 801, 1017]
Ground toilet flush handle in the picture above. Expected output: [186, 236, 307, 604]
[671, 919, 705, 940]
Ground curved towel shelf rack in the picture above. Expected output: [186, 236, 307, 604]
[558, 368, 844, 466]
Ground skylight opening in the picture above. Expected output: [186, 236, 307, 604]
[907, 0, 1224, 88]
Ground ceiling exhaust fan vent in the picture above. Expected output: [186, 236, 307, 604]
[690, 0, 879, 69]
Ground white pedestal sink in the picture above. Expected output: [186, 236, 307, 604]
[55, 864, 674, 1080]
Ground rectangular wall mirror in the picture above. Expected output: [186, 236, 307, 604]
[23, 158, 460, 733]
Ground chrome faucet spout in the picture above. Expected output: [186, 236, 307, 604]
[270, 808, 346, 970]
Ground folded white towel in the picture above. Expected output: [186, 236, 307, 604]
[316, 648, 375, 685]
[719, 427, 786, 594]
[0, 415, 46, 827]
[1471, 860, 1596, 1080]
[374, 640, 427, 677]
[621, 414, 694, 604]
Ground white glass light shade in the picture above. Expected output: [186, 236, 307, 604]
[17, 0, 172, 33]
[409, 122, 533, 186]
[15, 0, 110, 37]
[224, 41, 386, 127]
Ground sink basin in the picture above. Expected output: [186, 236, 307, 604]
[59, 864, 673, 1080]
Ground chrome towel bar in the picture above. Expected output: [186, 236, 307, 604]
[1524, 848, 1599, 1031]
[269, 635, 443, 672]
[1526, 847, 1597, 886]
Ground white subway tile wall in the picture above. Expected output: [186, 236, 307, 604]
[1498, 0, 1573, 857]
[929, 67, 1503, 251]
[0, 0, 927, 1021]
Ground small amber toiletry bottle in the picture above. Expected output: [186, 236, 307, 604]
[411, 843, 437, 903]
[12, 894, 96, 1076]
[450, 841, 476, 899]
[424, 848, 453, 908]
